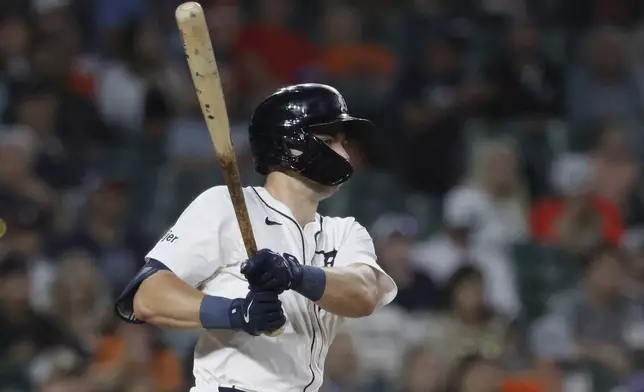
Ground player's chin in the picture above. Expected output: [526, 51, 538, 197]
[317, 183, 342, 199]
[301, 175, 342, 198]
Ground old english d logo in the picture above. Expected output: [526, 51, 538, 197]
[315, 250, 337, 267]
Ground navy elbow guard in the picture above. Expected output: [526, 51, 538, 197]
[115, 259, 170, 323]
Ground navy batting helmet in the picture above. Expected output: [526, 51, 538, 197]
[248, 83, 374, 186]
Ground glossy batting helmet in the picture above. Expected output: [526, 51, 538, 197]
[248, 83, 374, 186]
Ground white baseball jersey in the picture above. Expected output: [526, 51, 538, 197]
[146, 186, 397, 392]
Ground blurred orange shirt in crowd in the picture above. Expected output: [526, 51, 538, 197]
[67, 71, 95, 98]
[529, 197, 624, 247]
[317, 43, 396, 78]
[502, 364, 564, 392]
[502, 379, 542, 392]
[94, 335, 184, 391]
[66, 58, 99, 98]
[234, 24, 317, 87]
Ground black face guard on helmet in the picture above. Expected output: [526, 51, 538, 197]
[248, 83, 375, 186]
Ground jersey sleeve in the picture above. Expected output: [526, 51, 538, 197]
[115, 188, 227, 324]
[145, 187, 226, 287]
[334, 220, 398, 309]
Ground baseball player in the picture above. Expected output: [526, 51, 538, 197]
[115, 84, 398, 392]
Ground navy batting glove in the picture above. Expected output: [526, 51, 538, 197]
[241, 249, 303, 293]
[229, 291, 286, 336]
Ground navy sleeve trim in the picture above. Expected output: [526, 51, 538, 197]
[114, 259, 171, 324]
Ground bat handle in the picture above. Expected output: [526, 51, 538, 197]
[240, 260, 285, 337]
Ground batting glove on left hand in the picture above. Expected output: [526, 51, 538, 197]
[241, 249, 303, 293]
[229, 290, 286, 336]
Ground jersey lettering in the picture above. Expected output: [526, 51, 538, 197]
[160, 230, 180, 244]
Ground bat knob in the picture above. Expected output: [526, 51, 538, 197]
[265, 326, 285, 337]
[176, 1, 203, 22]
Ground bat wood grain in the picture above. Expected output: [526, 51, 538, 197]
[176, 1, 283, 337]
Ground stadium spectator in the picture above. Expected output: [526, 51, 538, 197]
[91, 324, 184, 392]
[568, 27, 644, 154]
[50, 250, 112, 352]
[7, 81, 87, 190]
[414, 185, 520, 317]
[444, 353, 503, 392]
[316, 1, 396, 112]
[371, 213, 441, 312]
[484, 22, 564, 120]
[234, 0, 317, 101]
[343, 302, 427, 389]
[457, 137, 530, 248]
[0, 13, 31, 82]
[0, 125, 57, 212]
[0, 253, 83, 389]
[52, 178, 148, 298]
[393, 27, 487, 196]
[531, 153, 624, 253]
[204, 0, 241, 60]
[622, 228, 644, 302]
[412, 189, 478, 283]
[32, 0, 99, 101]
[543, 245, 633, 387]
[426, 266, 510, 367]
[97, 19, 190, 136]
[589, 120, 640, 209]
[321, 332, 360, 392]
[0, 201, 56, 315]
[26, 36, 115, 171]
[397, 345, 443, 392]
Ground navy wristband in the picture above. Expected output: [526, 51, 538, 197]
[295, 266, 326, 302]
[199, 295, 234, 330]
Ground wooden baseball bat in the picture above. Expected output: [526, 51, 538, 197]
[175, 1, 283, 337]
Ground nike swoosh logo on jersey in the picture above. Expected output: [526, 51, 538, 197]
[265, 217, 282, 226]
[243, 299, 253, 323]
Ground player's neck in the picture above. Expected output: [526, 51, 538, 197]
[264, 174, 319, 227]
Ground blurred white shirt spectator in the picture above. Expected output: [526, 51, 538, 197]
[445, 185, 526, 251]
[343, 305, 428, 385]
[97, 62, 147, 134]
[413, 186, 521, 318]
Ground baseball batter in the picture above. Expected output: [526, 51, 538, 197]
[115, 84, 398, 392]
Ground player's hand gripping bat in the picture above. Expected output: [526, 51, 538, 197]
[175, 1, 284, 337]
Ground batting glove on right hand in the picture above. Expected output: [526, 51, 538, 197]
[229, 290, 286, 336]
[241, 249, 303, 293]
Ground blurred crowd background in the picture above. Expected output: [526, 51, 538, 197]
[4, 0, 644, 391]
